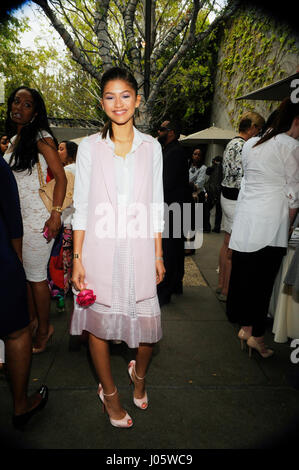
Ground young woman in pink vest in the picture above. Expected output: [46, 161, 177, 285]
[71, 67, 165, 428]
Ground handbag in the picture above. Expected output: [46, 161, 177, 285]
[37, 158, 75, 213]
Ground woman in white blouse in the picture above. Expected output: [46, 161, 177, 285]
[71, 67, 165, 428]
[188, 148, 207, 201]
[227, 98, 299, 358]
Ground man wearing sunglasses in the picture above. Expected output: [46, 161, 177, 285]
[157, 120, 189, 306]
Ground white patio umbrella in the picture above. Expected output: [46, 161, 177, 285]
[180, 126, 236, 146]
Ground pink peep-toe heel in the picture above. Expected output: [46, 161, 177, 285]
[247, 336, 274, 359]
[128, 360, 148, 410]
[97, 384, 133, 428]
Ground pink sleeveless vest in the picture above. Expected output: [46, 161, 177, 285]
[81, 134, 156, 307]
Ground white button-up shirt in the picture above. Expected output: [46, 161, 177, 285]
[229, 133, 299, 252]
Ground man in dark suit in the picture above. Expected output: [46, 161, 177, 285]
[157, 120, 189, 306]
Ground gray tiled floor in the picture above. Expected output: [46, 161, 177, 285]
[1, 232, 298, 449]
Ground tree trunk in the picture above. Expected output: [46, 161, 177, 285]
[135, 101, 152, 133]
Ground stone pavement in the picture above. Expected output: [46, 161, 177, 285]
[1, 232, 299, 451]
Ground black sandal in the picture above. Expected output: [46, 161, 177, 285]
[12, 385, 49, 429]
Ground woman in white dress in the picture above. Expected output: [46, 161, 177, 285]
[227, 98, 299, 358]
[4, 87, 67, 353]
[71, 67, 165, 428]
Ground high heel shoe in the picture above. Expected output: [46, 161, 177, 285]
[97, 384, 133, 428]
[247, 336, 274, 359]
[128, 360, 148, 410]
[238, 328, 252, 351]
[32, 325, 54, 354]
[12, 385, 48, 429]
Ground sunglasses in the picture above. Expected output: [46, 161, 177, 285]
[159, 126, 171, 132]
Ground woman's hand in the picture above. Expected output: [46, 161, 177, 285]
[288, 225, 294, 240]
[156, 259, 166, 285]
[43, 212, 61, 241]
[71, 259, 86, 291]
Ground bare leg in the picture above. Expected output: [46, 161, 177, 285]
[29, 280, 53, 350]
[218, 232, 231, 296]
[218, 232, 229, 291]
[88, 333, 126, 420]
[223, 246, 232, 296]
[5, 326, 41, 415]
[27, 283, 38, 335]
[133, 343, 153, 399]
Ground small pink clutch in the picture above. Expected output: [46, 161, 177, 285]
[43, 226, 49, 240]
[76, 289, 96, 307]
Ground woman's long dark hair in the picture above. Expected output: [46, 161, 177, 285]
[254, 98, 299, 147]
[5, 86, 58, 173]
[60, 140, 78, 162]
[100, 67, 138, 139]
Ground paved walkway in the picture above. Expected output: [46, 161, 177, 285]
[1, 232, 299, 450]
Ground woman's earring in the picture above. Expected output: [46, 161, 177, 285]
[30, 115, 36, 124]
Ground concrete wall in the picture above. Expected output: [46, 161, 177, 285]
[50, 126, 99, 143]
[206, 8, 299, 165]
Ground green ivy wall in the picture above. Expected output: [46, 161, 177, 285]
[210, 5, 299, 132]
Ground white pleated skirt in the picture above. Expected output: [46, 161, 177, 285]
[70, 238, 162, 348]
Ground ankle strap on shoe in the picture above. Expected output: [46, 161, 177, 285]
[134, 368, 146, 381]
[103, 387, 117, 397]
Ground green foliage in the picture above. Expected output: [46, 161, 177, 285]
[151, 10, 220, 134]
[0, 16, 38, 132]
[0, 1, 225, 134]
[33, 46, 103, 123]
[0, 12, 103, 133]
[217, 5, 299, 127]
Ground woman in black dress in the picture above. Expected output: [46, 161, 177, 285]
[0, 157, 48, 428]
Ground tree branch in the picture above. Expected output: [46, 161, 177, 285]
[123, 0, 143, 74]
[153, 0, 172, 40]
[151, 0, 157, 51]
[195, 0, 241, 42]
[113, 0, 125, 15]
[33, 0, 102, 81]
[107, 3, 127, 60]
[147, 0, 240, 109]
[56, 0, 93, 67]
[147, 0, 201, 109]
[63, 0, 94, 32]
[94, 0, 113, 71]
[151, 2, 192, 63]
